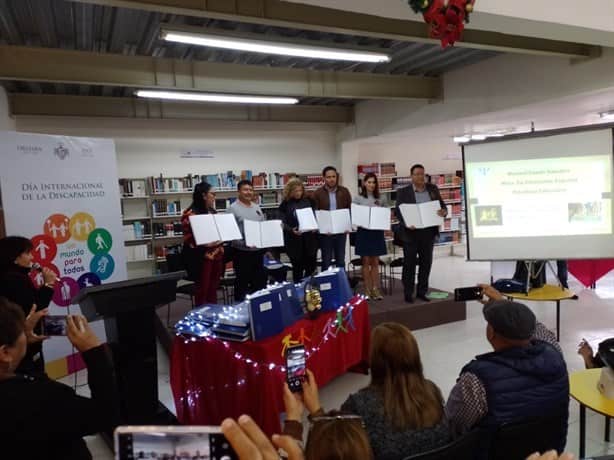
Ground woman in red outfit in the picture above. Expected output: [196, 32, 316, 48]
[181, 182, 224, 305]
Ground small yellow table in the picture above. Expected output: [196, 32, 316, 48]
[570, 369, 614, 458]
[506, 284, 576, 341]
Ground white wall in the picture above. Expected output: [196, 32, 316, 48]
[14, 117, 342, 178]
[358, 138, 462, 177]
[355, 48, 614, 139]
[0, 87, 15, 131]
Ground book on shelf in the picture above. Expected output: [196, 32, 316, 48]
[152, 199, 182, 216]
[125, 244, 150, 262]
[304, 174, 324, 188]
[430, 173, 462, 186]
[439, 188, 462, 201]
[123, 221, 151, 240]
[357, 162, 397, 179]
[393, 176, 412, 190]
[119, 179, 147, 197]
[152, 221, 182, 237]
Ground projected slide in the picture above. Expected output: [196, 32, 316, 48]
[463, 128, 614, 260]
[466, 155, 612, 238]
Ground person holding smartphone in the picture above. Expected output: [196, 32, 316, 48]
[0, 236, 57, 375]
[0, 296, 119, 459]
[278, 178, 318, 283]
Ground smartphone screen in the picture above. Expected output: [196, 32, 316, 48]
[42, 315, 68, 336]
[286, 344, 306, 393]
[454, 286, 483, 302]
[115, 426, 237, 460]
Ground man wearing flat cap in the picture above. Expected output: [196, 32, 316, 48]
[445, 284, 569, 454]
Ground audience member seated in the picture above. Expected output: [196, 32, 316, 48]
[292, 323, 450, 460]
[577, 337, 614, 369]
[445, 285, 569, 455]
[0, 297, 120, 460]
[0, 235, 58, 375]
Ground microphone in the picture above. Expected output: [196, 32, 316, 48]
[31, 263, 43, 272]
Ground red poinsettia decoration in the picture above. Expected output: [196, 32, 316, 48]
[409, 0, 476, 47]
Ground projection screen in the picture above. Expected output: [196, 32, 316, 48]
[463, 128, 614, 260]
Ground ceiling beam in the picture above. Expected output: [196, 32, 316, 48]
[0, 45, 440, 100]
[9, 93, 354, 123]
[68, 0, 600, 58]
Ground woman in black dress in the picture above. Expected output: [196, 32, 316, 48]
[278, 178, 318, 282]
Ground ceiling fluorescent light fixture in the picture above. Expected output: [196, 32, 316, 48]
[135, 90, 299, 105]
[599, 111, 614, 120]
[470, 134, 487, 141]
[160, 30, 390, 63]
[453, 136, 471, 143]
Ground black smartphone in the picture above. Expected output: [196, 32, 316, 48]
[454, 286, 483, 302]
[115, 426, 237, 460]
[286, 344, 306, 393]
[42, 315, 68, 336]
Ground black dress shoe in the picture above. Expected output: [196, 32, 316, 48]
[417, 294, 431, 302]
[404, 295, 414, 303]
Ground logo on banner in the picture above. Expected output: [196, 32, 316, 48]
[17, 144, 43, 154]
[54, 143, 70, 160]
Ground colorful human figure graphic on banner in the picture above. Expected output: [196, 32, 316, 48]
[87, 228, 112, 255]
[77, 272, 101, 289]
[69, 212, 96, 242]
[31, 234, 57, 265]
[90, 254, 115, 281]
[52, 277, 80, 307]
[44, 214, 71, 244]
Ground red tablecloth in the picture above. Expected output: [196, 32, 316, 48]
[568, 259, 614, 288]
[171, 297, 370, 436]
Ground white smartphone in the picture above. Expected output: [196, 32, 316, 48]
[114, 426, 237, 460]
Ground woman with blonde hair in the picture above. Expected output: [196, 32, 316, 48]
[278, 178, 318, 282]
[299, 322, 450, 460]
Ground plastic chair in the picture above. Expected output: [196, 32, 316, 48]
[402, 429, 481, 460]
[165, 252, 195, 325]
[488, 413, 568, 460]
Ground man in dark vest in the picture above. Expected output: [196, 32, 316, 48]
[445, 284, 569, 453]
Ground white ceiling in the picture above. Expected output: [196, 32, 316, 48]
[283, 0, 614, 47]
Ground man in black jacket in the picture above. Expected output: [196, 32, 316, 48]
[395, 164, 447, 302]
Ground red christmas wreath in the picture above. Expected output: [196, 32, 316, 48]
[408, 0, 476, 47]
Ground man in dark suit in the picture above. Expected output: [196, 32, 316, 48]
[395, 164, 447, 303]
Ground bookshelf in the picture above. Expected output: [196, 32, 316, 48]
[119, 171, 323, 276]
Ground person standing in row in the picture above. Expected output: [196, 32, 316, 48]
[181, 181, 224, 305]
[312, 166, 352, 270]
[278, 178, 318, 282]
[395, 164, 447, 303]
[353, 173, 388, 300]
[229, 180, 268, 300]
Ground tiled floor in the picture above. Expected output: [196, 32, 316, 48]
[68, 252, 614, 459]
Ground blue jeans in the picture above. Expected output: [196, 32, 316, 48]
[320, 234, 347, 270]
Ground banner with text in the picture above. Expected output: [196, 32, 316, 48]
[0, 131, 126, 378]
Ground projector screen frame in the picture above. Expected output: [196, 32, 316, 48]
[461, 124, 614, 261]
